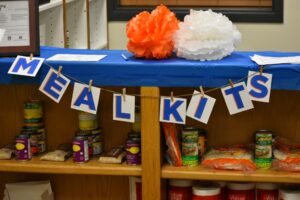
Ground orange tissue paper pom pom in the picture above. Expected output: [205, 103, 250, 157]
[126, 5, 179, 59]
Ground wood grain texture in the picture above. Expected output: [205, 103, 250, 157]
[141, 87, 162, 200]
[162, 164, 300, 183]
[0, 157, 141, 176]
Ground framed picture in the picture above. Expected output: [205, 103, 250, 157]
[0, 0, 39, 57]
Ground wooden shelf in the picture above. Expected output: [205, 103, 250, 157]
[0, 157, 141, 176]
[162, 164, 300, 184]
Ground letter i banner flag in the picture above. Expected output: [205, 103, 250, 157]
[186, 90, 216, 124]
[39, 68, 71, 103]
[8, 56, 45, 77]
[247, 71, 272, 103]
[71, 82, 101, 114]
[160, 96, 187, 124]
[221, 82, 254, 115]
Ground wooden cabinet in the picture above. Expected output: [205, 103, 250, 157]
[1, 51, 300, 199]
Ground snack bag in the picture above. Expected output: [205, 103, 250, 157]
[162, 123, 183, 166]
[202, 147, 256, 172]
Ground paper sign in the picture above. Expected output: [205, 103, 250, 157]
[8, 56, 45, 77]
[187, 90, 216, 124]
[160, 96, 186, 124]
[247, 71, 272, 103]
[221, 82, 254, 115]
[71, 82, 101, 114]
[251, 54, 300, 65]
[0, 28, 5, 42]
[47, 54, 106, 62]
[39, 68, 71, 103]
[113, 94, 135, 123]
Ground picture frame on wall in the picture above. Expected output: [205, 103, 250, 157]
[0, 0, 40, 57]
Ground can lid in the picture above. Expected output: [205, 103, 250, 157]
[256, 183, 278, 190]
[169, 179, 193, 187]
[192, 186, 220, 196]
[279, 189, 300, 199]
[217, 182, 227, 187]
[228, 182, 255, 190]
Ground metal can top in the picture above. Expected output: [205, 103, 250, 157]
[183, 126, 198, 131]
[16, 134, 29, 139]
[91, 128, 102, 135]
[74, 135, 88, 140]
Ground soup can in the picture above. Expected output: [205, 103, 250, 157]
[15, 134, 31, 161]
[24, 100, 43, 123]
[168, 179, 193, 200]
[182, 127, 199, 166]
[255, 130, 273, 169]
[256, 183, 278, 200]
[73, 135, 89, 163]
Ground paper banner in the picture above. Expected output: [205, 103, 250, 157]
[8, 56, 45, 77]
[247, 71, 272, 103]
[113, 94, 135, 123]
[160, 96, 187, 124]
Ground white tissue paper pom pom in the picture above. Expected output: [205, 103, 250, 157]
[173, 9, 242, 61]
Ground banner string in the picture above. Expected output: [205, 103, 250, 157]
[43, 62, 265, 99]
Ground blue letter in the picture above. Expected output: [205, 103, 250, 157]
[163, 99, 184, 122]
[194, 97, 208, 119]
[12, 58, 40, 75]
[249, 75, 268, 98]
[42, 72, 68, 100]
[74, 88, 96, 111]
[224, 85, 245, 109]
[116, 96, 131, 119]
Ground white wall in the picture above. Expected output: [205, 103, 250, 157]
[108, 0, 300, 52]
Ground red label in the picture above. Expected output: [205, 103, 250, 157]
[136, 182, 142, 200]
[257, 189, 278, 200]
[168, 186, 192, 200]
[192, 194, 220, 200]
[228, 189, 255, 200]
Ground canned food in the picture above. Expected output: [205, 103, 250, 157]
[73, 136, 89, 163]
[24, 100, 43, 123]
[255, 130, 273, 169]
[182, 127, 199, 166]
[126, 140, 141, 165]
[78, 111, 98, 131]
[15, 134, 31, 161]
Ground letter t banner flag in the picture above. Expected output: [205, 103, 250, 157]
[8, 56, 45, 77]
[160, 96, 187, 124]
[221, 82, 254, 115]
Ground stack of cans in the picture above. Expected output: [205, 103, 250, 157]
[73, 112, 103, 163]
[15, 100, 47, 161]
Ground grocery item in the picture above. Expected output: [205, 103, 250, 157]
[0, 145, 14, 160]
[23, 100, 43, 123]
[227, 182, 255, 200]
[182, 127, 199, 167]
[256, 183, 278, 200]
[98, 146, 126, 164]
[15, 134, 31, 161]
[192, 184, 220, 200]
[40, 143, 72, 162]
[272, 137, 300, 172]
[129, 177, 142, 200]
[168, 179, 193, 200]
[73, 135, 89, 163]
[202, 147, 256, 172]
[78, 111, 98, 131]
[255, 130, 273, 169]
[126, 132, 141, 165]
[198, 129, 207, 161]
[217, 182, 227, 200]
[279, 186, 300, 200]
[162, 123, 183, 166]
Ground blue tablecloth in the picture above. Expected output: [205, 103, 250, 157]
[1, 46, 300, 90]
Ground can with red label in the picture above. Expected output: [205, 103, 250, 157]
[168, 179, 193, 200]
[192, 184, 220, 200]
[217, 182, 227, 200]
[129, 177, 142, 200]
[256, 183, 278, 200]
[227, 182, 255, 200]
